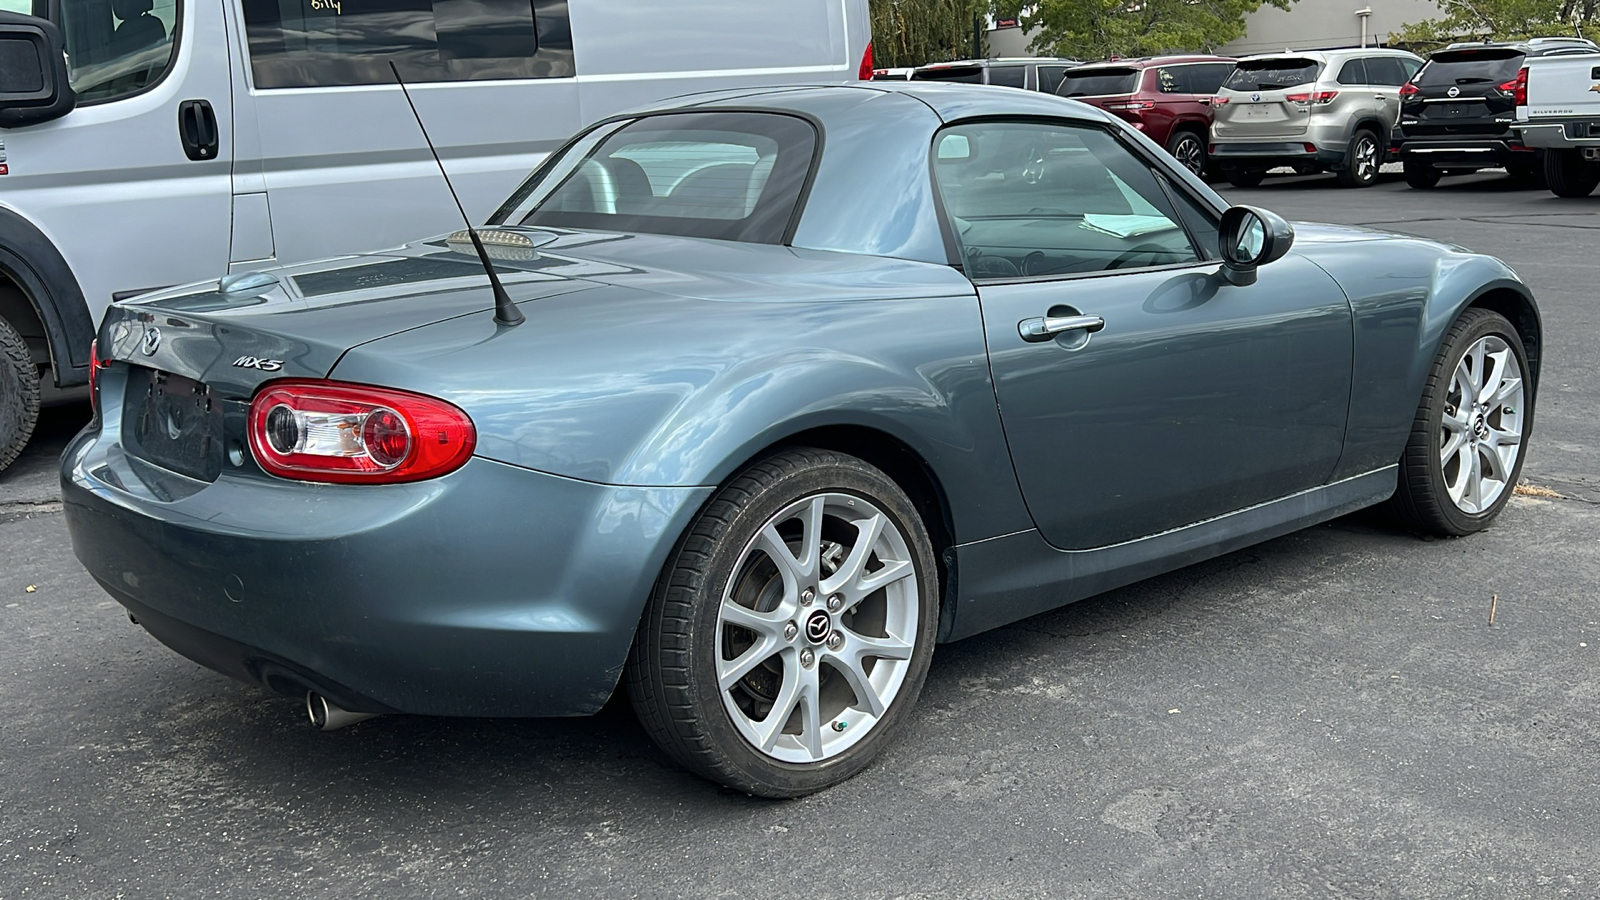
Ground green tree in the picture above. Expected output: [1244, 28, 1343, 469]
[1025, 0, 1292, 61]
[870, 0, 993, 68]
[1391, 0, 1599, 48]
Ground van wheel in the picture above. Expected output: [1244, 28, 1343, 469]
[1403, 161, 1441, 189]
[1544, 149, 1600, 197]
[626, 448, 938, 797]
[0, 314, 41, 474]
[1222, 167, 1265, 188]
[1165, 130, 1206, 178]
[1337, 129, 1381, 187]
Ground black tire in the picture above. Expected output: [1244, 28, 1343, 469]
[1508, 154, 1547, 188]
[1336, 129, 1381, 187]
[1222, 166, 1265, 188]
[0, 314, 41, 475]
[1389, 309, 1533, 536]
[626, 447, 939, 797]
[1544, 149, 1600, 198]
[1403, 160, 1441, 189]
[1165, 129, 1207, 178]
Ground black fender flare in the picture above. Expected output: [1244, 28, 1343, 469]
[0, 206, 95, 386]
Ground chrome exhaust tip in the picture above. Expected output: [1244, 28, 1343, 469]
[306, 692, 380, 731]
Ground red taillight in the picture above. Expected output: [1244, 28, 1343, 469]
[87, 339, 113, 414]
[857, 42, 873, 81]
[1304, 143, 1317, 153]
[1211, 95, 1229, 105]
[1398, 81, 1420, 97]
[1287, 91, 1338, 106]
[1502, 67, 1528, 106]
[248, 380, 475, 484]
[1105, 100, 1156, 110]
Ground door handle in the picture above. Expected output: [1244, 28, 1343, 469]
[178, 99, 219, 161]
[1019, 314, 1105, 343]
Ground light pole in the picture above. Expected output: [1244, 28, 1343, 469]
[1356, 7, 1373, 48]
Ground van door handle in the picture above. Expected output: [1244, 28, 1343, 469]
[1019, 314, 1105, 342]
[178, 99, 218, 161]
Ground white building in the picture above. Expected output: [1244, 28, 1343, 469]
[987, 0, 1444, 59]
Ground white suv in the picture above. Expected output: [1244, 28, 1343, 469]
[1210, 48, 1423, 188]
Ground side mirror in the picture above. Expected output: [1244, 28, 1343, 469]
[1218, 205, 1294, 287]
[0, 11, 75, 129]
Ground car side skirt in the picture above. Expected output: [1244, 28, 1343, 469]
[944, 466, 1397, 640]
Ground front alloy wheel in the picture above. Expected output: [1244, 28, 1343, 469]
[1391, 309, 1531, 535]
[627, 448, 938, 797]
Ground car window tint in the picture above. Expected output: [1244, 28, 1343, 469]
[1057, 68, 1140, 96]
[1189, 63, 1233, 94]
[1337, 58, 1369, 85]
[1225, 58, 1322, 91]
[502, 112, 816, 244]
[1417, 50, 1524, 85]
[1365, 57, 1409, 85]
[1037, 65, 1069, 94]
[1401, 57, 1423, 79]
[1155, 66, 1185, 93]
[239, 0, 574, 88]
[987, 65, 1026, 88]
[931, 121, 1201, 279]
[57, 0, 179, 103]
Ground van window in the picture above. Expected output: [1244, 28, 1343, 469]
[57, 0, 180, 103]
[240, 0, 574, 88]
[497, 112, 818, 245]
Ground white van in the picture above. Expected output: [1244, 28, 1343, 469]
[0, 0, 871, 471]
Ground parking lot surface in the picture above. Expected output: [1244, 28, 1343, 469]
[2, 172, 1597, 899]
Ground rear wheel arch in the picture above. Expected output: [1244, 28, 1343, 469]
[0, 208, 96, 387]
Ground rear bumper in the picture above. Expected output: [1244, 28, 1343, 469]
[1519, 121, 1600, 150]
[61, 420, 712, 717]
[1209, 141, 1345, 168]
[1396, 138, 1536, 169]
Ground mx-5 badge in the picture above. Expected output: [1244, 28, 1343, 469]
[232, 356, 284, 371]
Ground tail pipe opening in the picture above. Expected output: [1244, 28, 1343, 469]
[306, 692, 381, 731]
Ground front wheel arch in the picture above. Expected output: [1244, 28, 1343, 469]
[0, 208, 96, 386]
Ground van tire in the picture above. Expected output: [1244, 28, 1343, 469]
[1544, 149, 1600, 198]
[0, 314, 41, 474]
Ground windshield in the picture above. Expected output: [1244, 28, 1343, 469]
[1057, 68, 1140, 96]
[1418, 49, 1524, 85]
[491, 112, 817, 245]
[1224, 58, 1323, 91]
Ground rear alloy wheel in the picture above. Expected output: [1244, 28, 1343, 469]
[0, 314, 41, 474]
[1337, 129, 1381, 187]
[1390, 309, 1531, 536]
[1544, 149, 1600, 197]
[627, 448, 938, 797]
[1403, 160, 1441, 189]
[1223, 166, 1265, 188]
[1165, 130, 1206, 178]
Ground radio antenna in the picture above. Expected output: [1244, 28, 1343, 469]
[389, 61, 524, 327]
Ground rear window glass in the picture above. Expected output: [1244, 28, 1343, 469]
[493, 112, 816, 245]
[1057, 68, 1139, 96]
[1225, 58, 1323, 91]
[1418, 50, 1524, 85]
[913, 65, 985, 83]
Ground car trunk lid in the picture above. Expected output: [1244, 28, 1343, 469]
[1215, 57, 1322, 138]
[1401, 48, 1524, 138]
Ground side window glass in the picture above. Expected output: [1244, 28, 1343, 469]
[1160, 177, 1220, 260]
[1368, 57, 1408, 86]
[1337, 58, 1368, 85]
[1400, 57, 1423, 80]
[931, 121, 1201, 279]
[1037, 66, 1068, 95]
[1155, 67, 1182, 94]
[240, 0, 575, 88]
[1191, 63, 1232, 94]
[58, 0, 179, 103]
[987, 65, 1025, 88]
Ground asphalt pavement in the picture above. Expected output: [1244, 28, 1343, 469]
[2, 170, 1597, 899]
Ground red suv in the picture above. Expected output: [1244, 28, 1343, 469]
[1055, 56, 1236, 176]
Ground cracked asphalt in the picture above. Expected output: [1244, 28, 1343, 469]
[2, 171, 1597, 899]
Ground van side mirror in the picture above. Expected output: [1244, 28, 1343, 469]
[0, 11, 75, 129]
[1218, 205, 1294, 286]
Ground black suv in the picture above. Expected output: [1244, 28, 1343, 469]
[1395, 38, 1598, 188]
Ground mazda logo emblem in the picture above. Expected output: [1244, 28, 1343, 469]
[804, 611, 831, 644]
[140, 326, 161, 356]
[1447, 86, 1460, 98]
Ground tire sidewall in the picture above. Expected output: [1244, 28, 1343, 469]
[675, 453, 939, 795]
[0, 315, 41, 473]
[1420, 311, 1533, 533]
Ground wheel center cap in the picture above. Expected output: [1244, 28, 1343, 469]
[1473, 413, 1490, 440]
[804, 611, 832, 644]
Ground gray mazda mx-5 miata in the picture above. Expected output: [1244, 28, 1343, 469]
[63, 83, 1539, 797]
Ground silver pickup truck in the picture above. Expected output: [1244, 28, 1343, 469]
[1516, 52, 1600, 195]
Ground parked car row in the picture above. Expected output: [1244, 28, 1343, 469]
[880, 37, 1600, 195]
